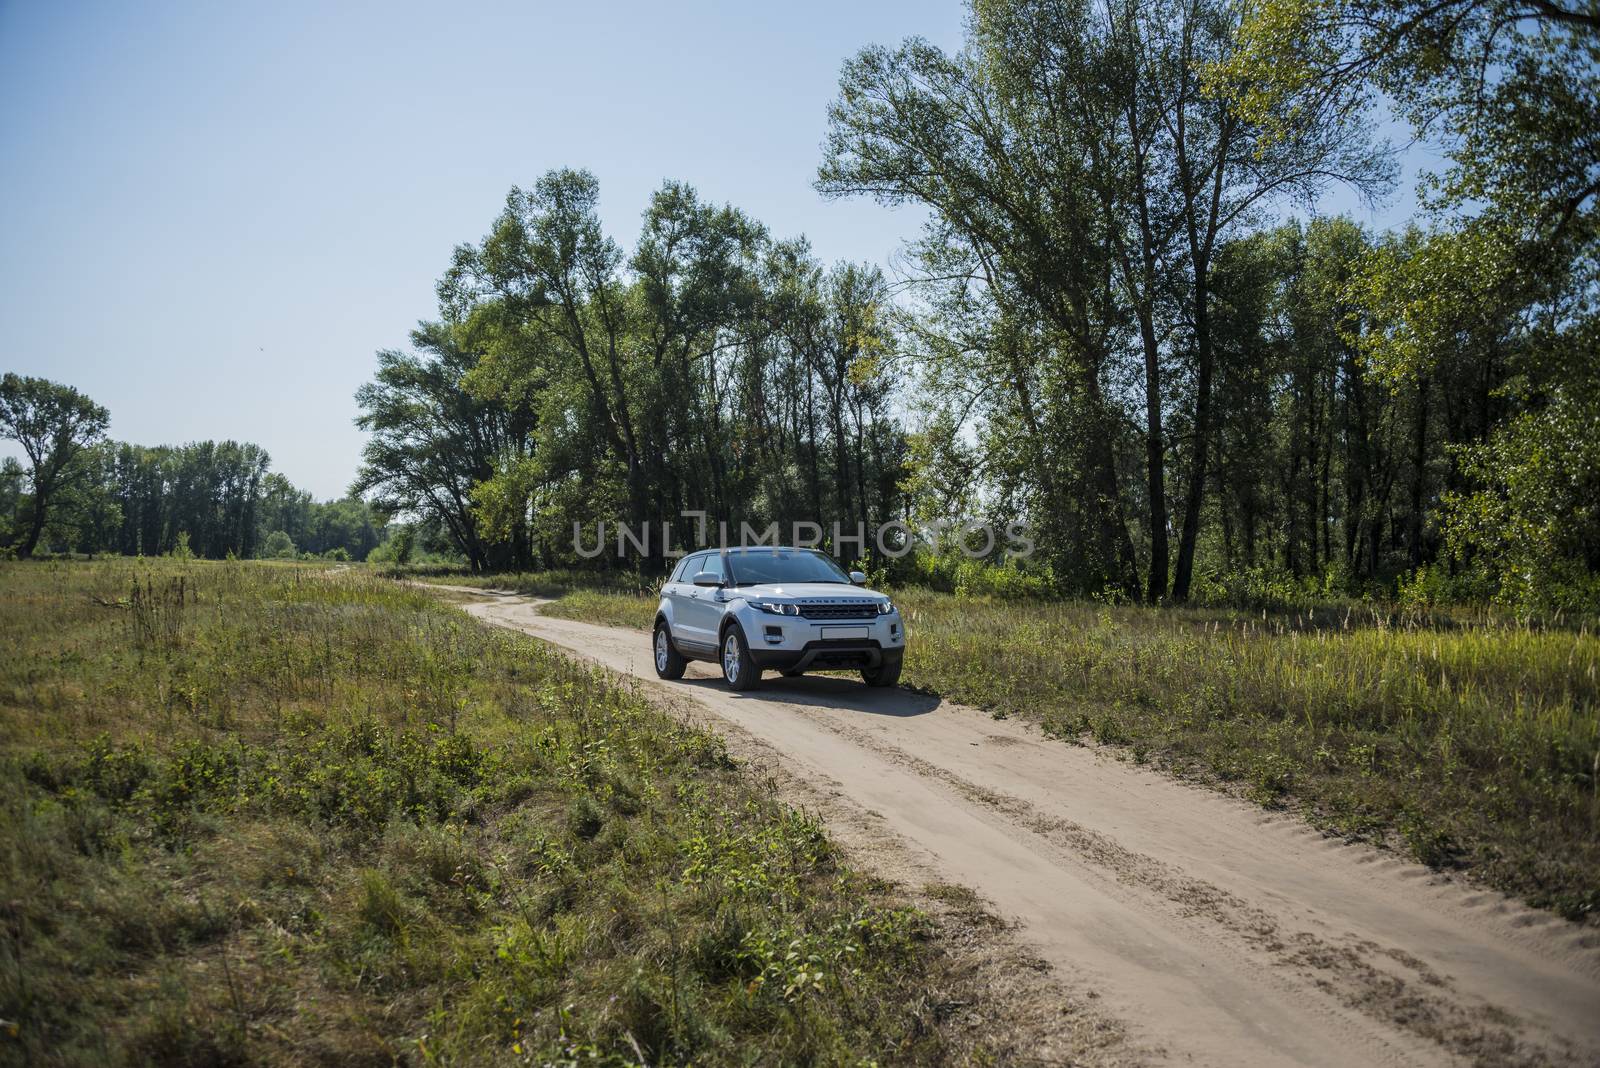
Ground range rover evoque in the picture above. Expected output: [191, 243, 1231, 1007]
[652, 546, 904, 691]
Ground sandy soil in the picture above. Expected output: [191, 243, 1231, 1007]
[446, 586, 1600, 1067]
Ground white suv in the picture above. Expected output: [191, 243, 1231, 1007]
[652, 546, 904, 691]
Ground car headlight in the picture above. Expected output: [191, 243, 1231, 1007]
[757, 602, 799, 616]
[877, 600, 896, 615]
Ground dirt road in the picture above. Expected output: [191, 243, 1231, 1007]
[454, 588, 1600, 1067]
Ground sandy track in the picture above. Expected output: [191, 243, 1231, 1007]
[451, 588, 1600, 1067]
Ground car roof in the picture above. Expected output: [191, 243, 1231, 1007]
[703, 545, 817, 554]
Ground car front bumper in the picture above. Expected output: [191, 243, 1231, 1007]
[750, 640, 903, 672]
[738, 609, 905, 672]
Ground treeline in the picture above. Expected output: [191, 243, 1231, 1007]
[346, 0, 1595, 609]
[352, 0, 1597, 608]
[0, 375, 387, 561]
[811, 0, 1599, 609]
[354, 175, 906, 572]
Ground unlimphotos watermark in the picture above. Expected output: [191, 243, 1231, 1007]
[571, 512, 1034, 561]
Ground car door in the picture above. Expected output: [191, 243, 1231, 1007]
[667, 552, 709, 652]
[679, 550, 725, 653]
[663, 553, 693, 644]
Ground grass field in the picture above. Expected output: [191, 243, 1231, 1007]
[0, 560, 1031, 1067]
[469, 578, 1600, 921]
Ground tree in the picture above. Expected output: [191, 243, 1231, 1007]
[819, 26, 1143, 595]
[354, 323, 515, 571]
[819, 0, 1388, 599]
[49, 442, 122, 555]
[363, 171, 911, 573]
[0, 373, 110, 558]
[0, 458, 23, 548]
[1222, 0, 1600, 607]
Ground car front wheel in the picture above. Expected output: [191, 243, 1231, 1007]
[861, 658, 902, 688]
[720, 625, 760, 691]
[653, 622, 686, 680]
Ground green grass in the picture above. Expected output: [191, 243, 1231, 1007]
[510, 583, 1600, 920]
[0, 560, 1007, 1067]
[538, 589, 665, 630]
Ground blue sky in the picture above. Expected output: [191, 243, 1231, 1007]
[0, 1, 1421, 500]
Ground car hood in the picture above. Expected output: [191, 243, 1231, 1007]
[731, 582, 886, 603]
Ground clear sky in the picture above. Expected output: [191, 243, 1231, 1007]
[0, 1, 1421, 500]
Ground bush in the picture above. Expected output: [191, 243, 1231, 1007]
[887, 549, 1052, 598]
[261, 529, 297, 559]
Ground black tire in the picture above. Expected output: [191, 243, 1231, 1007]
[653, 621, 687, 680]
[719, 624, 760, 691]
[861, 658, 902, 688]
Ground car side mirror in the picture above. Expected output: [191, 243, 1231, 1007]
[849, 570, 867, 585]
[692, 572, 722, 588]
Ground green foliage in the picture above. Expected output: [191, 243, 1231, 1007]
[820, 0, 1390, 602]
[1220, 0, 1599, 257]
[358, 171, 910, 574]
[355, 321, 531, 572]
[887, 550, 1053, 600]
[260, 528, 296, 559]
[1188, 565, 1346, 612]
[260, 485, 386, 561]
[3, 429, 390, 562]
[337, 0, 1596, 606]
[1442, 381, 1600, 612]
[1220, 0, 1600, 611]
[387, 522, 415, 565]
[111, 439, 273, 558]
[0, 372, 110, 558]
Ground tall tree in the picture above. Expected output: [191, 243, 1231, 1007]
[820, 0, 1387, 599]
[818, 23, 1143, 596]
[0, 373, 110, 558]
[398, 171, 909, 572]
[354, 323, 510, 571]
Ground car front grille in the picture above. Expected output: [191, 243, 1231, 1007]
[798, 602, 878, 621]
[810, 650, 873, 667]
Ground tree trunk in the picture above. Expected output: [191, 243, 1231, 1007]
[16, 499, 47, 558]
[1172, 265, 1213, 601]
[1083, 367, 1141, 599]
[1138, 305, 1169, 602]
[1409, 374, 1430, 567]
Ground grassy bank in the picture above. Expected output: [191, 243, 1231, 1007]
[0, 560, 1019, 1066]
[505, 583, 1600, 920]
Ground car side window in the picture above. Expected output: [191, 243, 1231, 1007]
[669, 556, 692, 584]
[676, 553, 704, 584]
[697, 553, 724, 583]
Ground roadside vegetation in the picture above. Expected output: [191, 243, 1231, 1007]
[0, 559, 1021, 1067]
[492, 578, 1600, 921]
[388, 564, 658, 602]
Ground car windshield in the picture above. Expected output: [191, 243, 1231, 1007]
[725, 550, 852, 586]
